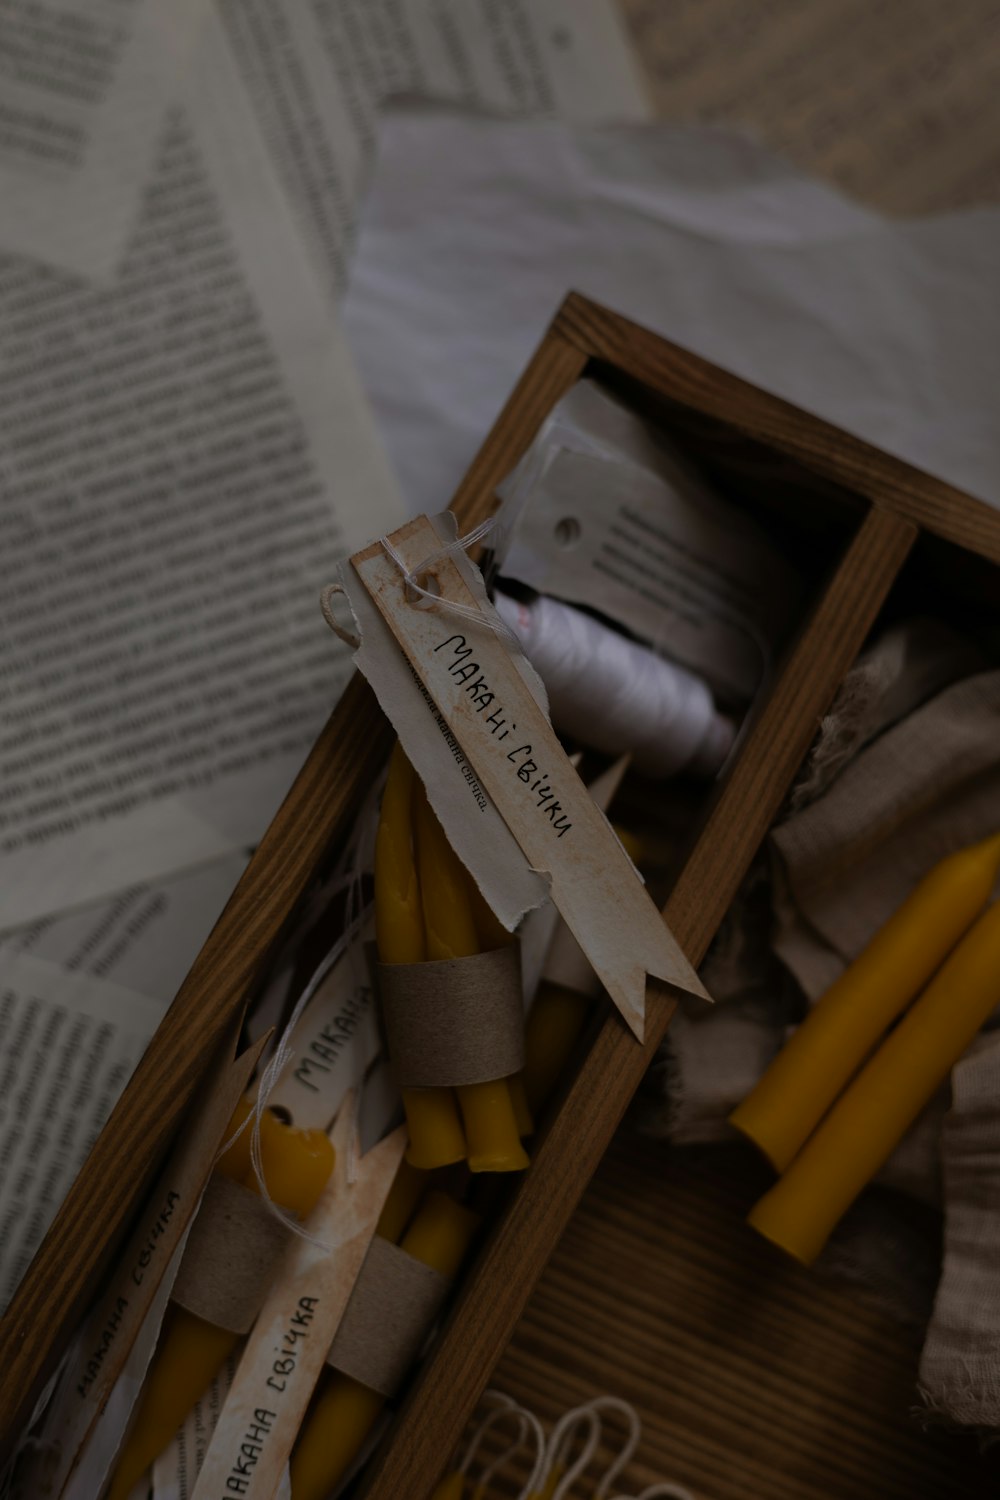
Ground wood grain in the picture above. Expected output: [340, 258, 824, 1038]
[360, 507, 916, 1499]
[620, 0, 1000, 219]
[554, 296, 1000, 564]
[491, 1131, 1000, 1499]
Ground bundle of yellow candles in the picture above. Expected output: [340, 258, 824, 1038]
[732, 831, 1000, 1264]
[290, 1163, 480, 1499]
[108, 1102, 335, 1500]
[375, 742, 529, 1173]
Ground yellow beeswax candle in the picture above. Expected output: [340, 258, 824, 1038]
[375, 1157, 428, 1243]
[290, 1191, 480, 1500]
[108, 1110, 334, 1500]
[431, 1473, 466, 1500]
[731, 830, 1000, 1172]
[527, 1466, 564, 1500]
[376, 744, 467, 1169]
[522, 981, 590, 1115]
[413, 786, 529, 1173]
[749, 895, 1000, 1265]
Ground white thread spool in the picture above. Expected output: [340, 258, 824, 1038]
[494, 591, 735, 778]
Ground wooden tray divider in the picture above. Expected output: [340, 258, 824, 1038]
[359, 505, 917, 1500]
[0, 292, 974, 1476]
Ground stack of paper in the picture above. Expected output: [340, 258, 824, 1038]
[0, 0, 650, 1351]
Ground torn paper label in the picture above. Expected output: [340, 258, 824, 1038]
[190, 1108, 407, 1500]
[496, 382, 800, 704]
[342, 532, 550, 932]
[265, 915, 381, 1133]
[12, 1025, 268, 1500]
[347, 514, 711, 1040]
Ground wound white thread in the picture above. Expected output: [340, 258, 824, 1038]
[494, 591, 736, 779]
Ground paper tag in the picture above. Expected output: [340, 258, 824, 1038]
[266, 915, 381, 1131]
[13, 1025, 269, 1500]
[497, 380, 799, 703]
[343, 517, 549, 933]
[346, 514, 711, 1040]
[190, 1105, 407, 1500]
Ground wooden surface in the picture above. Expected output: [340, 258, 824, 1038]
[621, 0, 1000, 217]
[494, 1130, 1000, 1498]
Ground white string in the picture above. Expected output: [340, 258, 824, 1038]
[377, 513, 522, 655]
[607, 1486, 696, 1500]
[460, 1400, 523, 1479]
[217, 773, 381, 1245]
[588, 1397, 642, 1500]
[510, 1408, 547, 1500]
[476, 1413, 529, 1493]
[533, 1404, 601, 1500]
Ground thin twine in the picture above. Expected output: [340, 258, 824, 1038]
[217, 778, 380, 1246]
[588, 1396, 641, 1500]
[539, 1404, 602, 1500]
[458, 1390, 546, 1500]
[319, 512, 521, 656]
[607, 1486, 696, 1500]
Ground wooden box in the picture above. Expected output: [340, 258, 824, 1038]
[4, 293, 1000, 1495]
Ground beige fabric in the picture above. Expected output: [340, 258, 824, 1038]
[920, 1033, 1000, 1427]
[772, 668, 1000, 997]
[648, 621, 1000, 1373]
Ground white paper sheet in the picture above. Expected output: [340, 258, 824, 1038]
[0, 950, 163, 1313]
[219, 0, 649, 297]
[0, 11, 403, 935]
[0, 0, 207, 277]
[0, 855, 247, 1005]
[343, 110, 1000, 516]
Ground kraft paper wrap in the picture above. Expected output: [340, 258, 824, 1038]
[378, 945, 524, 1087]
[326, 1236, 449, 1396]
[171, 1174, 295, 1334]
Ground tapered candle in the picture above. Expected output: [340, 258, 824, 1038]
[731, 831, 1000, 1172]
[375, 1158, 428, 1243]
[108, 1109, 335, 1500]
[522, 981, 590, 1115]
[290, 1190, 480, 1500]
[749, 896, 1000, 1264]
[469, 849, 533, 1139]
[430, 1473, 466, 1499]
[413, 785, 529, 1173]
[376, 744, 467, 1169]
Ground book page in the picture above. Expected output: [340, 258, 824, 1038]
[0, 853, 246, 1311]
[0, 9, 403, 934]
[0, 0, 207, 276]
[219, 0, 650, 294]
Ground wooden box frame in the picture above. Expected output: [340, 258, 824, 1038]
[3, 293, 999, 1492]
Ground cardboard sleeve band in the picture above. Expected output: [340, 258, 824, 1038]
[326, 1236, 450, 1396]
[377, 946, 525, 1087]
[171, 1175, 294, 1334]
